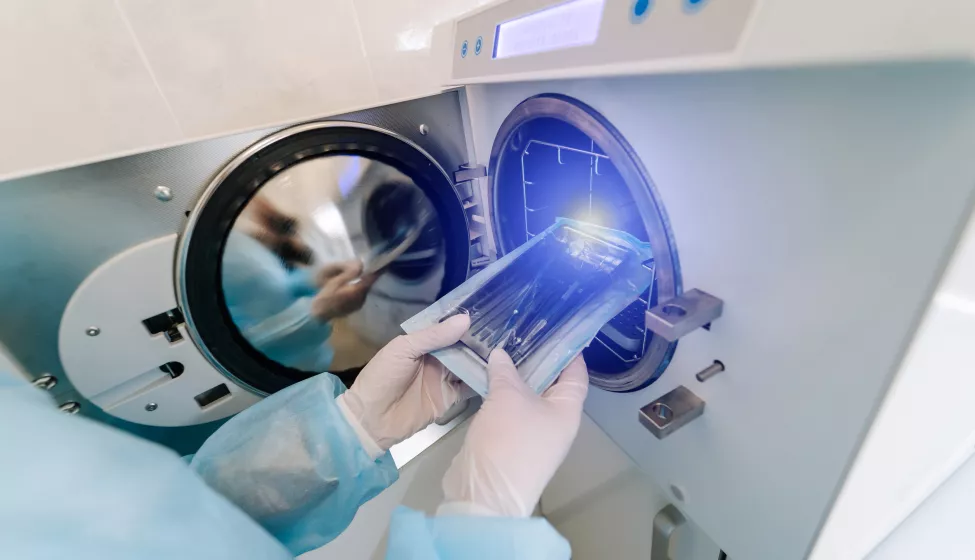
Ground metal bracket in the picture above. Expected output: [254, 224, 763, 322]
[454, 181, 474, 201]
[453, 163, 487, 184]
[652, 504, 687, 560]
[645, 288, 723, 342]
[639, 385, 705, 439]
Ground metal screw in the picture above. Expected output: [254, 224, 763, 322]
[153, 185, 173, 202]
[145, 402, 158, 412]
[58, 401, 81, 414]
[695, 360, 725, 382]
[86, 326, 100, 337]
[32, 374, 58, 390]
[670, 484, 685, 502]
[419, 124, 429, 136]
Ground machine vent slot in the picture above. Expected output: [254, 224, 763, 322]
[194, 384, 231, 409]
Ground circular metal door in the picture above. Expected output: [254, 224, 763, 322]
[178, 122, 470, 395]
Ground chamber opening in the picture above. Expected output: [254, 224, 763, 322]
[179, 123, 469, 395]
[490, 95, 680, 391]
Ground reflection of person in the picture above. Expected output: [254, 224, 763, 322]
[222, 230, 377, 373]
[0, 315, 588, 558]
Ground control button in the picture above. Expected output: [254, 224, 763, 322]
[684, 0, 709, 12]
[475, 36, 483, 56]
[631, 0, 653, 22]
[461, 40, 468, 58]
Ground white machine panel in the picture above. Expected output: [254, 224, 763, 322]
[461, 64, 975, 559]
[452, 0, 755, 80]
[59, 235, 260, 427]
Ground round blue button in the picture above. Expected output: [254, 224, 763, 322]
[631, 0, 653, 22]
[475, 36, 483, 56]
[461, 40, 468, 58]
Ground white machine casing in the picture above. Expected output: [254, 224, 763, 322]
[443, 1, 975, 559]
[35, 0, 975, 558]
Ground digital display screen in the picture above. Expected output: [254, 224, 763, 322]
[493, 0, 605, 60]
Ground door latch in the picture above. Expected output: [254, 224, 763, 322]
[639, 385, 705, 439]
[645, 289, 723, 342]
[453, 163, 486, 184]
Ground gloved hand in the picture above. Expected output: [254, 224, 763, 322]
[439, 349, 589, 518]
[311, 261, 378, 321]
[336, 314, 474, 458]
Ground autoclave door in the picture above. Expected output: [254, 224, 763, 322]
[176, 120, 477, 397]
[52, 91, 481, 442]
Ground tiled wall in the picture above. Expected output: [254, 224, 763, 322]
[0, 0, 493, 181]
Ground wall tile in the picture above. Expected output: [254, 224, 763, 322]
[352, 0, 492, 101]
[118, 0, 380, 137]
[0, 1, 182, 180]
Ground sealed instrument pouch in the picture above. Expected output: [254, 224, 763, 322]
[402, 218, 654, 396]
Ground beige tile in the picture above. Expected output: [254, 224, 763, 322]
[118, 0, 379, 137]
[0, 1, 182, 180]
[352, 0, 492, 100]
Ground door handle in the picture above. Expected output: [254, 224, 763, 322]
[652, 504, 686, 560]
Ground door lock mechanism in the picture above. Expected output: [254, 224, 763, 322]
[645, 288, 723, 342]
[639, 385, 705, 439]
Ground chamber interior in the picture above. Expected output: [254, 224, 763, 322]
[494, 118, 659, 376]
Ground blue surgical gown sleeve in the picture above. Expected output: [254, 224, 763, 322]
[190, 372, 399, 555]
[0, 371, 292, 559]
[386, 506, 571, 560]
[0, 369, 398, 558]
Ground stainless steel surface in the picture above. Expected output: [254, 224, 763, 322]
[652, 504, 687, 560]
[220, 153, 442, 373]
[153, 185, 173, 202]
[639, 385, 706, 439]
[31, 374, 57, 390]
[645, 289, 724, 342]
[695, 360, 726, 382]
[178, 120, 465, 394]
[85, 326, 100, 337]
[145, 402, 158, 412]
[0, 91, 470, 452]
[58, 401, 81, 414]
[453, 163, 487, 183]
[390, 399, 479, 468]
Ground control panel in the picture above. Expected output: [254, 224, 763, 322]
[451, 0, 755, 81]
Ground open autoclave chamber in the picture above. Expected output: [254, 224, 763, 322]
[52, 89, 685, 429]
[169, 93, 683, 399]
[5, 0, 975, 558]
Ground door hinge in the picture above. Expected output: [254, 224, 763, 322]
[645, 289, 723, 342]
[454, 163, 487, 184]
